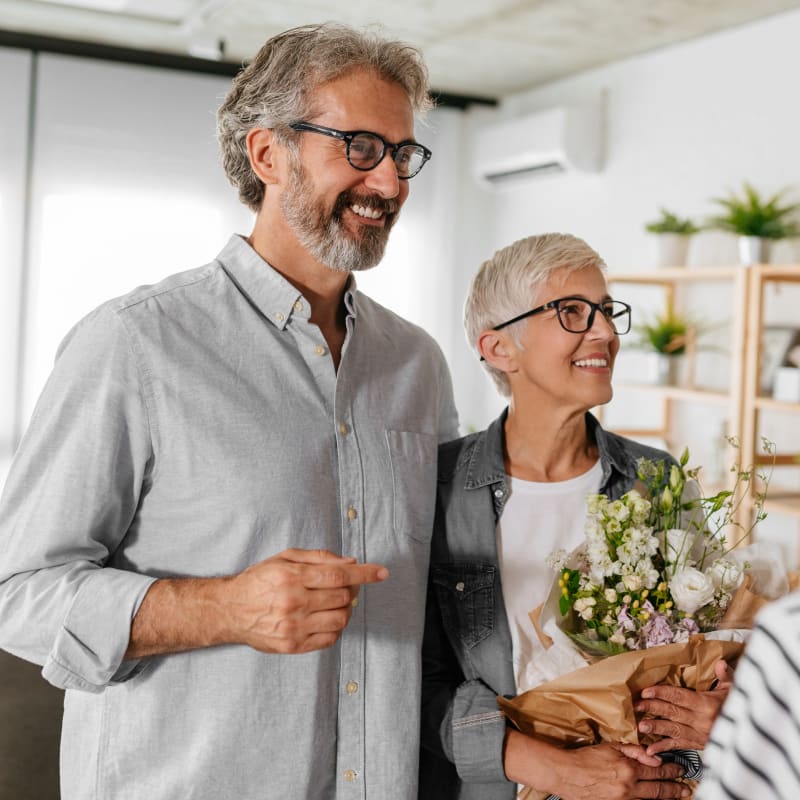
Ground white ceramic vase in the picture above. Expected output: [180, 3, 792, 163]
[738, 236, 771, 266]
[651, 233, 690, 268]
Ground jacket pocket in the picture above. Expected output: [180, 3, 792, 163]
[431, 562, 495, 649]
[385, 429, 438, 543]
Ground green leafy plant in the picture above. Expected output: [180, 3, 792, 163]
[645, 208, 700, 235]
[708, 183, 800, 239]
[634, 309, 694, 356]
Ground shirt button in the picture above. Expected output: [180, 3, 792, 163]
[345, 680, 359, 695]
[455, 581, 465, 592]
[314, 345, 326, 356]
[347, 506, 358, 521]
[343, 769, 357, 783]
[274, 312, 285, 322]
[294, 301, 303, 312]
[351, 597, 359, 608]
[338, 422, 349, 435]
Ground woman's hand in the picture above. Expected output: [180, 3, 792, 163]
[636, 659, 735, 755]
[504, 730, 689, 800]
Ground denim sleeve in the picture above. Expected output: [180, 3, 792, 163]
[0, 307, 156, 692]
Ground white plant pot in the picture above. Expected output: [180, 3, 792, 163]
[738, 236, 771, 266]
[651, 234, 690, 268]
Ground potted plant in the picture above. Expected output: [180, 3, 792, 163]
[645, 208, 700, 268]
[707, 182, 800, 265]
[633, 309, 694, 385]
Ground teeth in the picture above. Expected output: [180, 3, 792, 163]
[351, 204, 383, 220]
[574, 358, 608, 368]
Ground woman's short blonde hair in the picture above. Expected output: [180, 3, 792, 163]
[464, 233, 607, 396]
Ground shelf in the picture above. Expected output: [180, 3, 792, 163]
[615, 383, 730, 404]
[610, 267, 743, 282]
[764, 491, 800, 518]
[754, 396, 800, 412]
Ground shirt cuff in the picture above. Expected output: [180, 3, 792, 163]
[42, 568, 157, 693]
[452, 680, 510, 783]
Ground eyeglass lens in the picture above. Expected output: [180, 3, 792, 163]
[348, 133, 427, 178]
[556, 299, 631, 334]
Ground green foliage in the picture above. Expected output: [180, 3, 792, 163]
[708, 183, 800, 239]
[645, 208, 700, 235]
[633, 309, 692, 356]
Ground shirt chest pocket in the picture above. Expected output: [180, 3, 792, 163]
[432, 563, 495, 649]
[385, 429, 438, 543]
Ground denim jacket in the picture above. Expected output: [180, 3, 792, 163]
[419, 409, 674, 799]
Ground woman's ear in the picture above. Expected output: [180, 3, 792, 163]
[246, 128, 281, 186]
[478, 330, 518, 374]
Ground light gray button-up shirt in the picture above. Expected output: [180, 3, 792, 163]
[0, 234, 459, 800]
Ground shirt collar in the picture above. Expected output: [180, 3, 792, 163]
[216, 234, 357, 329]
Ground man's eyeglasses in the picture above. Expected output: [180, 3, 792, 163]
[492, 296, 632, 335]
[288, 122, 432, 179]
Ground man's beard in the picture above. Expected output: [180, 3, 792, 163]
[280, 155, 400, 273]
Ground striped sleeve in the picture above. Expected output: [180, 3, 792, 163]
[697, 591, 800, 800]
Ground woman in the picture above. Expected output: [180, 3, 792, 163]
[420, 234, 729, 800]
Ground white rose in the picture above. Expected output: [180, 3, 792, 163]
[670, 567, 716, 615]
[706, 558, 744, 592]
[604, 588, 618, 603]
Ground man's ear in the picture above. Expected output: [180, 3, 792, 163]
[477, 330, 518, 374]
[246, 128, 281, 186]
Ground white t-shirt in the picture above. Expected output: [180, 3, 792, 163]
[496, 460, 603, 693]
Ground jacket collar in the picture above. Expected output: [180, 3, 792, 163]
[463, 408, 639, 495]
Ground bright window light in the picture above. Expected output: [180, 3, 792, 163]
[23, 189, 226, 425]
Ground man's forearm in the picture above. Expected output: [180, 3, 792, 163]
[126, 575, 237, 658]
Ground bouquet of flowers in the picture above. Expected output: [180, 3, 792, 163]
[552, 442, 778, 659]
[498, 439, 787, 800]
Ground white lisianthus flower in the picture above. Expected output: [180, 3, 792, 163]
[622, 573, 643, 592]
[607, 500, 630, 522]
[586, 494, 605, 515]
[706, 558, 744, 592]
[573, 596, 597, 620]
[670, 567, 716, 615]
[658, 528, 694, 577]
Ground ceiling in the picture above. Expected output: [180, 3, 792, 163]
[2, 0, 800, 99]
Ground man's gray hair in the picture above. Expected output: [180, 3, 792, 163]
[217, 23, 432, 211]
[464, 233, 607, 397]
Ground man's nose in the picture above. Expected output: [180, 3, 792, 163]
[363, 154, 401, 199]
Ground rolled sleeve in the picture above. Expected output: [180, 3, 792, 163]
[452, 680, 509, 783]
[43, 568, 157, 692]
[0, 306, 155, 691]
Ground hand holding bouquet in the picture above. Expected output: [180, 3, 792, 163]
[499, 439, 786, 800]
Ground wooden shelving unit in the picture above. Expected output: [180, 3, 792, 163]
[741, 265, 800, 521]
[606, 264, 800, 530]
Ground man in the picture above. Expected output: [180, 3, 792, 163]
[0, 23, 458, 800]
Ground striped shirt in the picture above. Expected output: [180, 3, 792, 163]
[697, 590, 800, 800]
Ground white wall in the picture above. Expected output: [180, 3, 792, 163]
[481, 8, 800, 270]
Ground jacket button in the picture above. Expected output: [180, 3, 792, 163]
[455, 581, 465, 592]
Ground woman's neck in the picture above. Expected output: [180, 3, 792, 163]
[503, 405, 599, 482]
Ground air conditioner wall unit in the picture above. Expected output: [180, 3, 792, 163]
[472, 102, 604, 188]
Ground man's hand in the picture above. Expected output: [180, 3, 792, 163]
[229, 548, 388, 654]
[127, 548, 388, 658]
[636, 659, 734, 755]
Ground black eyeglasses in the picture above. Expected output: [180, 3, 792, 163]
[492, 296, 632, 335]
[288, 122, 431, 179]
